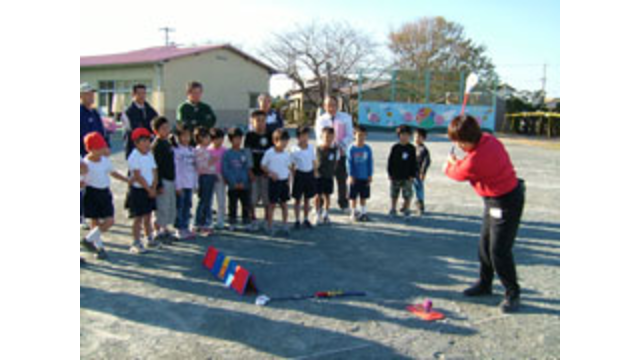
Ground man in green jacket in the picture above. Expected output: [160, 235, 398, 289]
[176, 81, 217, 131]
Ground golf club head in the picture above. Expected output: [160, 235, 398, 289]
[255, 295, 271, 306]
[465, 73, 479, 94]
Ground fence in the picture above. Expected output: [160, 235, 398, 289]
[355, 69, 497, 132]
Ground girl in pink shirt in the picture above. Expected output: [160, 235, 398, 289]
[194, 128, 217, 234]
[209, 128, 227, 229]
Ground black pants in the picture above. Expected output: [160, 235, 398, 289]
[335, 156, 349, 209]
[228, 189, 250, 225]
[478, 180, 526, 297]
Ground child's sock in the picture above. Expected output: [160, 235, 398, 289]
[86, 228, 101, 245]
[94, 233, 104, 249]
[361, 205, 367, 214]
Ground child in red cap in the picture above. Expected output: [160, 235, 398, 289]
[81, 132, 128, 261]
[126, 128, 159, 254]
[80, 157, 88, 266]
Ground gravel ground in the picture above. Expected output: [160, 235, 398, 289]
[81, 131, 560, 359]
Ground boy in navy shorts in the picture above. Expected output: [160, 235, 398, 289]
[347, 126, 374, 222]
[261, 129, 293, 236]
[290, 126, 317, 229]
[314, 127, 340, 225]
[81, 132, 128, 260]
[80, 157, 88, 265]
[126, 128, 159, 254]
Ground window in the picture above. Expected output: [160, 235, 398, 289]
[98, 81, 116, 116]
[98, 80, 153, 115]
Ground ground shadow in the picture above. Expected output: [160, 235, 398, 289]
[81, 286, 410, 359]
[82, 207, 559, 354]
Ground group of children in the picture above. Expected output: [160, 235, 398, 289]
[80, 111, 431, 261]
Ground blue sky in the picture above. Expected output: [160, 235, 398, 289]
[80, 0, 560, 97]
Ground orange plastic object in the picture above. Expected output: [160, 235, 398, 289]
[406, 305, 446, 322]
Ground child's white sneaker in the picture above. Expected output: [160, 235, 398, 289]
[129, 241, 146, 254]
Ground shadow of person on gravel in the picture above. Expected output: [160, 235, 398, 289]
[81, 286, 411, 359]
[82, 207, 558, 343]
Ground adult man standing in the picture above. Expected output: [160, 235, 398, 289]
[122, 84, 158, 159]
[80, 83, 108, 157]
[315, 96, 354, 211]
[259, 94, 284, 134]
[176, 81, 217, 132]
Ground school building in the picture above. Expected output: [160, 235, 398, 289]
[80, 44, 277, 127]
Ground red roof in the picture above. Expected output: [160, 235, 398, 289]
[80, 44, 277, 74]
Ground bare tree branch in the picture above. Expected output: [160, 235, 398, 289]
[261, 21, 380, 108]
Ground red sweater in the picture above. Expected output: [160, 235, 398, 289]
[446, 134, 518, 198]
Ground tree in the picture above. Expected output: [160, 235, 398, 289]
[505, 89, 547, 113]
[261, 21, 379, 108]
[388, 17, 497, 83]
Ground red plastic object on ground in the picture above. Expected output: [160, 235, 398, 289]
[203, 247, 218, 270]
[406, 304, 446, 322]
[202, 246, 258, 296]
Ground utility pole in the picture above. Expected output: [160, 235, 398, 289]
[159, 27, 175, 47]
[541, 63, 548, 94]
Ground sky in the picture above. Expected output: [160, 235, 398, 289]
[80, 0, 560, 98]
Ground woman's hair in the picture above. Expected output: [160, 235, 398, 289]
[448, 115, 483, 144]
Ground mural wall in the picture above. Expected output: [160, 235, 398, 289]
[358, 101, 496, 131]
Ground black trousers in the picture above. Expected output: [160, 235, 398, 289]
[478, 180, 526, 297]
[335, 156, 349, 209]
[228, 189, 251, 225]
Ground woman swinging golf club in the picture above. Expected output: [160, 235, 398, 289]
[445, 115, 526, 313]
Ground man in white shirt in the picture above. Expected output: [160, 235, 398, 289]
[314, 96, 354, 210]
